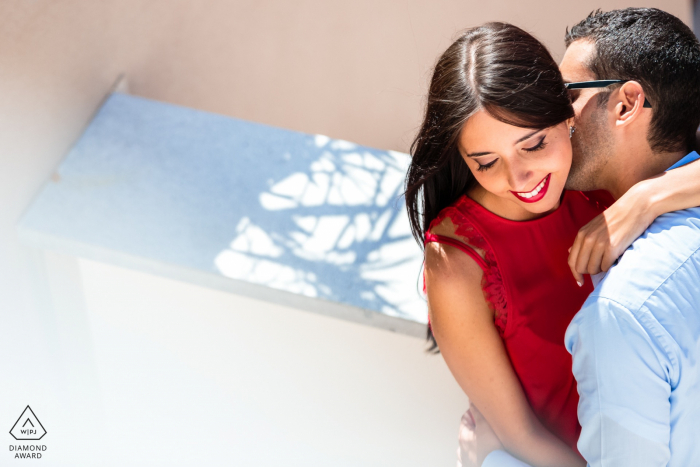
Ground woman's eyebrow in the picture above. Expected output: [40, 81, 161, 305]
[465, 129, 545, 157]
[466, 151, 492, 158]
[515, 129, 544, 144]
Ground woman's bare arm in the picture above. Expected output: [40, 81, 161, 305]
[568, 157, 700, 283]
[425, 238, 585, 467]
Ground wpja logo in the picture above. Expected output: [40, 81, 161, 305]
[8, 406, 47, 459]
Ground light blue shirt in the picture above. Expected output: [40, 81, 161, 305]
[483, 151, 700, 467]
[565, 206, 700, 467]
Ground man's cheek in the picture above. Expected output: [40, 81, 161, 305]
[573, 101, 588, 119]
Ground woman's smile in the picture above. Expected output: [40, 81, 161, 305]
[510, 173, 551, 203]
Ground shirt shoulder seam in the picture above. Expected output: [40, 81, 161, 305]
[590, 240, 700, 313]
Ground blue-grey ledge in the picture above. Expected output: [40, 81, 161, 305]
[17, 93, 428, 337]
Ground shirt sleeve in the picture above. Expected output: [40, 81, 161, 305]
[565, 298, 673, 467]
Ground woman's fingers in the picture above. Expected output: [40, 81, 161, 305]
[470, 403, 483, 421]
[574, 234, 596, 277]
[571, 188, 663, 285]
[585, 235, 608, 275]
[469, 403, 505, 465]
[462, 408, 476, 431]
[600, 248, 618, 272]
[568, 234, 585, 286]
[570, 211, 619, 283]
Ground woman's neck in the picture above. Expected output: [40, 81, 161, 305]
[467, 184, 561, 221]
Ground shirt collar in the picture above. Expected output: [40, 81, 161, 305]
[667, 151, 700, 171]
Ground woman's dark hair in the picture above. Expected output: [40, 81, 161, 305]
[404, 22, 574, 353]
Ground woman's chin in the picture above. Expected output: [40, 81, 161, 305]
[518, 180, 566, 214]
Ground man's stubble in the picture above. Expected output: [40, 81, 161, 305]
[565, 103, 614, 192]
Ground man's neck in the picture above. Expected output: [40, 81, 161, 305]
[603, 146, 687, 200]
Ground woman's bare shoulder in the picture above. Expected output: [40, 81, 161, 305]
[424, 217, 491, 315]
[425, 216, 487, 273]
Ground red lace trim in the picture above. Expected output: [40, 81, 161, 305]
[422, 196, 508, 336]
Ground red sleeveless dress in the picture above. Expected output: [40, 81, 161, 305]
[423, 189, 611, 450]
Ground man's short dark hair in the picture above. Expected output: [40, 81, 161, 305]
[566, 8, 700, 153]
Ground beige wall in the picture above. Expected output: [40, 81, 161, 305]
[1, 0, 691, 313]
[0, 1, 692, 465]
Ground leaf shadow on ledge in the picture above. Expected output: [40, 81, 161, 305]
[214, 134, 426, 322]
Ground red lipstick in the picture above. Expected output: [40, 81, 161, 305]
[510, 174, 551, 204]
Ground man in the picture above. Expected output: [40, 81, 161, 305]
[474, 8, 700, 467]
[561, 8, 700, 467]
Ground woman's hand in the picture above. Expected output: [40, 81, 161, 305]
[458, 404, 506, 467]
[568, 183, 655, 286]
[471, 404, 506, 466]
[569, 150, 700, 285]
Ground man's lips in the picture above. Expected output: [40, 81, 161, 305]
[510, 174, 551, 203]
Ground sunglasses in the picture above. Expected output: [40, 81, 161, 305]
[565, 80, 652, 108]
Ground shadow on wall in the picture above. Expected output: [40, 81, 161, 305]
[215, 133, 425, 322]
[19, 93, 427, 323]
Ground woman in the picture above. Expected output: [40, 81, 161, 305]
[404, 23, 700, 466]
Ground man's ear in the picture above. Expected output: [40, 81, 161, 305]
[613, 81, 646, 127]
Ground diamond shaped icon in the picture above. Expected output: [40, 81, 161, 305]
[10, 406, 46, 441]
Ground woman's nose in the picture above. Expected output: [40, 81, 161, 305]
[505, 158, 534, 191]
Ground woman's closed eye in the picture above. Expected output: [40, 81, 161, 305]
[523, 135, 547, 152]
[477, 159, 498, 171]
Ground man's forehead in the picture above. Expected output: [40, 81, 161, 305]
[560, 39, 596, 82]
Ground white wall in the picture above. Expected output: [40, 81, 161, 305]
[81, 258, 463, 466]
[0, 0, 691, 465]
